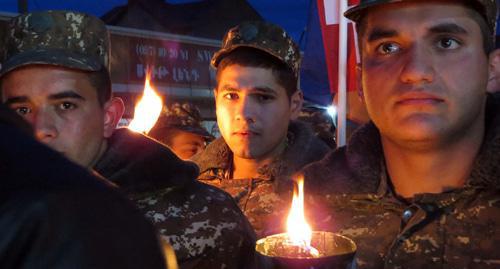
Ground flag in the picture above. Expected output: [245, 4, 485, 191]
[300, 0, 332, 106]
[317, 0, 359, 94]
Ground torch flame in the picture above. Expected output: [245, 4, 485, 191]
[128, 73, 163, 134]
[286, 176, 320, 257]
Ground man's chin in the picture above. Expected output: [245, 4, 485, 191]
[233, 151, 256, 159]
[230, 146, 259, 160]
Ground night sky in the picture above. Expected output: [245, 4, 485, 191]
[0, 0, 311, 45]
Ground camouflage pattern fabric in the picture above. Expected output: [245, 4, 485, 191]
[211, 21, 301, 78]
[192, 121, 330, 239]
[0, 10, 109, 77]
[345, 0, 498, 44]
[301, 98, 500, 269]
[94, 128, 256, 269]
[150, 102, 212, 139]
[297, 107, 336, 148]
[194, 152, 293, 240]
[131, 183, 255, 268]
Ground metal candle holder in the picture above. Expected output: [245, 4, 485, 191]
[255, 231, 356, 269]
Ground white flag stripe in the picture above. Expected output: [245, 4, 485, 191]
[352, 23, 360, 63]
[324, 0, 358, 25]
[337, 0, 348, 146]
[324, 0, 339, 25]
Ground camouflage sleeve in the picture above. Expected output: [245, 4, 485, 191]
[132, 182, 257, 269]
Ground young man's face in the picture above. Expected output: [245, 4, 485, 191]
[1, 65, 113, 168]
[215, 64, 301, 161]
[359, 2, 489, 147]
[168, 130, 206, 160]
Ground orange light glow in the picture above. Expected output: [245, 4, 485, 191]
[286, 176, 319, 257]
[128, 74, 163, 134]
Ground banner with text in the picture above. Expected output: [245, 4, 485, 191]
[109, 33, 219, 90]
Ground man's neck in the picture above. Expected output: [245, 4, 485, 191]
[90, 139, 109, 169]
[231, 140, 287, 179]
[382, 121, 485, 198]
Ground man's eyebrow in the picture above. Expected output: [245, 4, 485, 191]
[219, 85, 277, 94]
[219, 84, 240, 91]
[251, 86, 277, 95]
[48, 91, 85, 101]
[367, 27, 398, 42]
[428, 23, 468, 35]
[367, 23, 468, 43]
[3, 96, 29, 105]
[220, 84, 277, 94]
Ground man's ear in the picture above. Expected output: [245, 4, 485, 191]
[487, 49, 500, 93]
[356, 64, 365, 103]
[103, 97, 125, 138]
[289, 89, 304, 120]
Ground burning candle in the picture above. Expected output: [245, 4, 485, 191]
[255, 175, 357, 269]
[128, 72, 163, 134]
[285, 177, 320, 257]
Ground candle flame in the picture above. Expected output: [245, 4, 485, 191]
[286, 176, 319, 257]
[128, 73, 163, 134]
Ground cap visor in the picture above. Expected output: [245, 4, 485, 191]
[0, 48, 102, 77]
[344, 0, 404, 22]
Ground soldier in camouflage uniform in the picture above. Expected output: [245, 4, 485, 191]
[301, 0, 500, 268]
[0, 11, 256, 269]
[191, 21, 330, 239]
[297, 105, 337, 148]
[149, 102, 213, 160]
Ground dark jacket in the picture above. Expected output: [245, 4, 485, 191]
[0, 107, 166, 269]
[94, 128, 256, 269]
[192, 121, 330, 238]
[302, 98, 500, 269]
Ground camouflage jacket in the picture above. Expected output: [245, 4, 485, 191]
[192, 121, 330, 238]
[94, 128, 256, 269]
[302, 98, 500, 269]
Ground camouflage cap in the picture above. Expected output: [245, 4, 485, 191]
[0, 10, 109, 78]
[345, 0, 498, 40]
[211, 21, 301, 78]
[151, 102, 212, 138]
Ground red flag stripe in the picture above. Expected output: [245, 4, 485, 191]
[317, 0, 359, 93]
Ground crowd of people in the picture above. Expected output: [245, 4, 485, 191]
[1, 0, 499, 268]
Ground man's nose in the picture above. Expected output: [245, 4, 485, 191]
[33, 110, 58, 143]
[400, 45, 435, 84]
[235, 96, 256, 123]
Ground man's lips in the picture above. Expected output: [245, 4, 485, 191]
[232, 130, 259, 136]
[396, 92, 444, 105]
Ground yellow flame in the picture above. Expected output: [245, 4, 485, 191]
[286, 176, 319, 257]
[128, 74, 163, 134]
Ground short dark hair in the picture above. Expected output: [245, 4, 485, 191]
[355, 2, 495, 56]
[464, 2, 495, 54]
[215, 47, 298, 99]
[86, 68, 112, 106]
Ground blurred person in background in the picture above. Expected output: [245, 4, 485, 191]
[149, 102, 213, 160]
[297, 104, 337, 148]
[487, 48, 500, 95]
